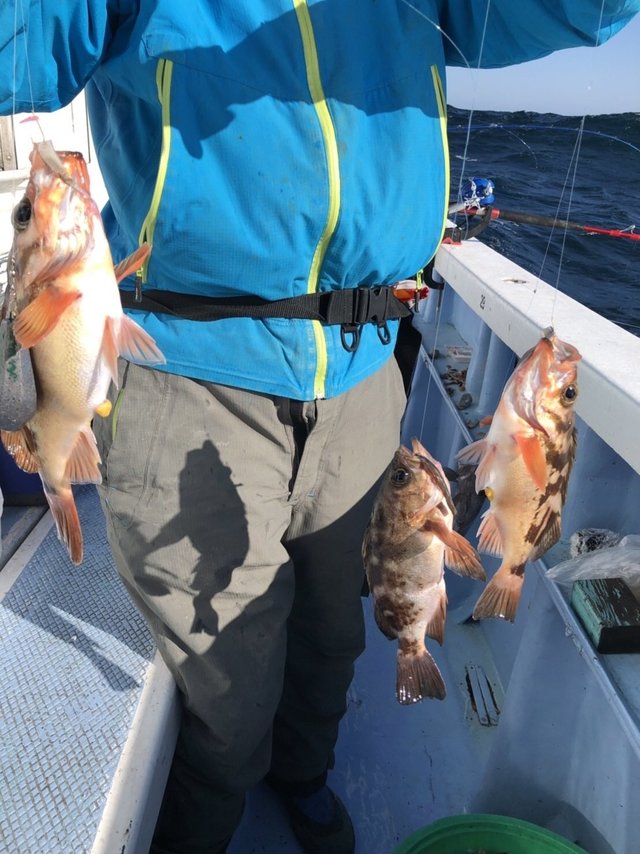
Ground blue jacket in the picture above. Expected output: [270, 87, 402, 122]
[1, 1, 638, 399]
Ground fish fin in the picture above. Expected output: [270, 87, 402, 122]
[458, 438, 496, 493]
[114, 244, 150, 283]
[13, 287, 82, 348]
[109, 314, 166, 366]
[425, 591, 447, 645]
[65, 427, 102, 484]
[474, 444, 498, 491]
[1, 427, 40, 473]
[102, 317, 120, 385]
[444, 534, 486, 580]
[472, 566, 524, 622]
[529, 510, 562, 561]
[373, 599, 398, 641]
[456, 438, 487, 467]
[396, 647, 446, 703]
[423, 518, 486, 580]
[409, 495, 445, 527]
[476, 509, 504, 557]
[515, 432, 547, 492]
[361, 521, 371, 564]
[42, 483, 83, 565]
[479, 415, 493, 426]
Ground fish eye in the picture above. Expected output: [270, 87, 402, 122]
[391, 467, 411, 485]
[562, 384, 578, 403]
[12, 197, 32, 231]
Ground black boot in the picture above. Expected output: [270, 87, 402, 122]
[266, 775, 355, 854]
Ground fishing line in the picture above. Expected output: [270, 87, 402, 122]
[500, 129, 539, 168]
[551, 120, 585, 304]
[418, 284, 446, 442]
[545, 0, 608, 325]
[399, 0, 491, 442]
[10, 0, 46, 163]
[524, 117, 586, 320]
[528, 0, 608, 326]
[13, 0, 37, 119]
[459, 123, 640, 156]
[398, 0, 486, 205]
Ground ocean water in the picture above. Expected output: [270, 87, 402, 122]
[447, 108, 640, 335]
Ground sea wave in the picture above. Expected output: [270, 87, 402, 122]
[447, 108, 640, 334]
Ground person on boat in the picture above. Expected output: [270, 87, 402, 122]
[1, 3, 638, 852]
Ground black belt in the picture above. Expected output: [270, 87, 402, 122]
[119, 285, 411, 352]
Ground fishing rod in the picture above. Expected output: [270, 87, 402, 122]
[486, 208, 640, 242]
[448, 178, 640, 243]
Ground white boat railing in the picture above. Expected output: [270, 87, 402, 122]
[433, 237, 640, 476]
[397, 235, 640, 853]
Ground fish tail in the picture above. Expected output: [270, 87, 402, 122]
[43, 483, 83, 565]
[396, 646, 446, 704]
[472, 565, 524, 622]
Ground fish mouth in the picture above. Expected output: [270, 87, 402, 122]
[31, 143, 91, 192]
[511, 338, 553, 432]
[13, 146, 98, 283]
[394, 441, 456, 516]
[510, 332, 581, 433]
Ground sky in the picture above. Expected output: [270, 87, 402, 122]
[446, 13, 640, 115]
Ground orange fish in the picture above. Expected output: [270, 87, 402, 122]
[457, 330, 580, 621]
[363, 438, 485, 703]
[1, 142, 164, 564]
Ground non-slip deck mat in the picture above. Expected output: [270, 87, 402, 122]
[0, 487, 155, 853]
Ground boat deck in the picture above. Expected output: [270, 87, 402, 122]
[0, 486, 501, 853]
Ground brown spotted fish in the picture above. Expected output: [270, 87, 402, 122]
[457, 330, 580, 622]
[1, 142, 164, 564]
[363, 438, 485, 703]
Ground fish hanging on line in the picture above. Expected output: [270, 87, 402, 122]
[362, 438, 485, 703]
[443, 461, 487, 536]
[457, 329, 580, 622]
[1, 141, 164, 564]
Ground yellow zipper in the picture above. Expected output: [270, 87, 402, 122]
[137, 58, 174, 283]
[431, 65, 450, 248]
[293, 0, 341, 399]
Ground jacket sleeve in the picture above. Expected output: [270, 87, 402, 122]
[0, 0, 128, 115]
[437, 0, 640, 68]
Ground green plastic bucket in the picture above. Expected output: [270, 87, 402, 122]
[394, 814, 586, 853]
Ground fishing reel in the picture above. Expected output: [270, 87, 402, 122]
[445, 177, 496, 243]
[460, 177, 495, 209]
